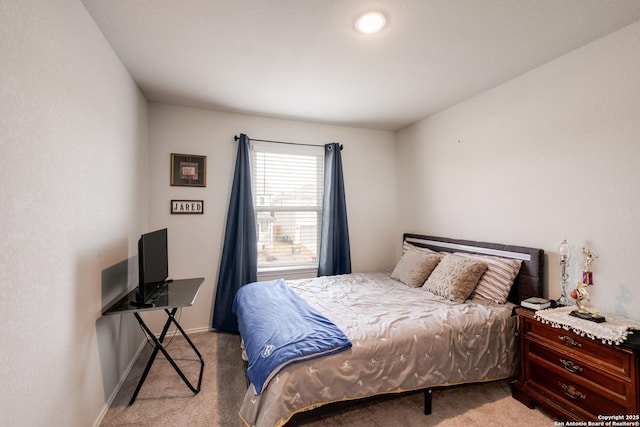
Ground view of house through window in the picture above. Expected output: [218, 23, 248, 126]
[251, 142, 323, 270]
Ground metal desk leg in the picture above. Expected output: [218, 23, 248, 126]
[129, 308, 204, 405]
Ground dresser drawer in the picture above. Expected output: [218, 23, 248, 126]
[526, 338, 631, 402]
[528, 361, 628, 418]
[525, 319, 632, 378]
[513, 308, 640, 422]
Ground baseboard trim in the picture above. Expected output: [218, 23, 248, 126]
[91, 326, 213, 427]
[92, 338, 146, 427]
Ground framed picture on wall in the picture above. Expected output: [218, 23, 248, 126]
[170, 153, 207, 187]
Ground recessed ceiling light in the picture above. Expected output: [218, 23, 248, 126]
[355, 11, 387, 34]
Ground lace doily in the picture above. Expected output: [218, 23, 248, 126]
[534, 306, 640, 345]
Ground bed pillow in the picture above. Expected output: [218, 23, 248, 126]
[403, 241, 439, 255]
[423, 254, 488, 303]
[391, 251, 442, 288]
[455, 252, 523, 304]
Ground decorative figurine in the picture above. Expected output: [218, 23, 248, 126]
[570, 246, 605, 323]
[572, 282, 590, 313]
[582, 247, 597, 284]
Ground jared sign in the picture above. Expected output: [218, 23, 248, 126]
[171, 200, 204, 214]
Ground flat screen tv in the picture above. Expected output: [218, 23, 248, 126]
[134, 228, 169, 306]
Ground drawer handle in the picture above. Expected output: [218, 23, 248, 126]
[558, 335, 582, 348]
[560, 358, 583, 374]
[559, 382, 586, 400]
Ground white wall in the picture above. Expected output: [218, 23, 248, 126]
[396, 21, 640, 320]
[0, 1, 148, 426]
[145, 104, 397, 331]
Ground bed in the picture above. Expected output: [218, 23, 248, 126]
[234, 233, 545, 427]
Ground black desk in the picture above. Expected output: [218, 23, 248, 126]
[103, 277, 205, 404]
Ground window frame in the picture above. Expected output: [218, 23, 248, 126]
[250, 141, 324, 274]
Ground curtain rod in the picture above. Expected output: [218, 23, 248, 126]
[234, 135, 343, 150]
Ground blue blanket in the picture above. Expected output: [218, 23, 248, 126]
[232, 279, 352, 394]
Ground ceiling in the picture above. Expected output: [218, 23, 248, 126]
[81, 0, 640, 131]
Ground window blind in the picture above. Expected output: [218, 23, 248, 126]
[251, 142, 324, 270]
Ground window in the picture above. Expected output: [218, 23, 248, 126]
[251, 142, 324, 271]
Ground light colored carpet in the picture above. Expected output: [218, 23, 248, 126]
[100, 331, 555, 426]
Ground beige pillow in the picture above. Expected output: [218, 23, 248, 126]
[391, 251, 442, 288]
[403, 241, 438, 255]
[455, 252, 523, 304]
[423, 254, 488, 303]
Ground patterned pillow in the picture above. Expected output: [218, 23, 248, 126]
[455, 252, 523, 304]
[391, 251, 442, 288]
[423, 254, 488, 303]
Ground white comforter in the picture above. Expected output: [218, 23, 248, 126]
[238, 272, 518, 427]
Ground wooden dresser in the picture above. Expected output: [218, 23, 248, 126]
[511, 308, 640, 421]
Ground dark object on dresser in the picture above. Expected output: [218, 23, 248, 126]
[569, 309, 606, 323]
[511, 308, 640, 421]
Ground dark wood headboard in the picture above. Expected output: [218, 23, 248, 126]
[403, 233, 545, 305]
